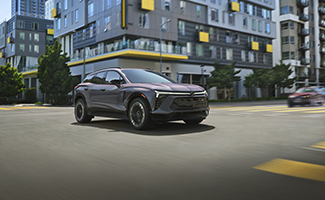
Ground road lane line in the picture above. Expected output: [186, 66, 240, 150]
[254, 158, 325, 182]
[311, 141, 325, 150]
[274, 107, 325, 112]
[0, 107, 15, 110]
[302, 110, 325, 113]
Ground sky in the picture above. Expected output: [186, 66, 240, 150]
[0, 0, 11, 23]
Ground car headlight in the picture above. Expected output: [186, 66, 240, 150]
[289, 95, 296, 98]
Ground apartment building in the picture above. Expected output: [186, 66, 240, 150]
[3, 14, 54, 100]
[53, 0, 276, 99]
[12, 0, 46, 19]
[45, 0, 55, 19]
[273, 0, 325, 92]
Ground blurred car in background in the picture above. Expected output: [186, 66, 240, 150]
[317, 87, 325, 99]
[287, 87, 324, 107]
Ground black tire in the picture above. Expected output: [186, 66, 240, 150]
[287, 101, 293, 108]
[128, 98, 152, 130]
[75, 99, 92, 123]
[184, 118, 204, 125]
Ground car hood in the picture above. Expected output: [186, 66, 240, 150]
[124, 83, 204, 92]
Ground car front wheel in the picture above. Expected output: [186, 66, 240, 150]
[128, 98, 152, 130]
[75, 99, 92, 123]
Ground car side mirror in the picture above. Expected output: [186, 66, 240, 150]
[110, 79, 121, 87]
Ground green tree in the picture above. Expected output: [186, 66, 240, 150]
[271, 60, 295, 95]
[207, 61, 241, 99]
[244, 68, 271, 98]
[0, 63, 25, 104]
[37, 40, 78, 105]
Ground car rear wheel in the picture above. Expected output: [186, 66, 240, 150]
[184, 118, 204, 125]
[75, 99, 92, 123]
[128, 98, 152, 130]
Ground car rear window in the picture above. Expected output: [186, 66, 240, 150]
[121, 69, 175, 83]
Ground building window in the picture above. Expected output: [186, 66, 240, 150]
[19, 44, 25, 52]
[280, 6, 293, 15]
[265, 22, 270, 34]
[264, 54, 269, 64]
[290, 52, 295, 59]
[139, 13, 149, 29]
[249, 51, 254, 62]
[34, 45, 39, 53]
[219, 47, 222, 59]
[282, 52, 289, 60]
[241, 50, 246, 61]
[196, 43, 203, 57]
[228, 13, 235, 25]
[19, 32, 25, 40]
[97, 20, 100, 34]
[64, 15, 67, 27]
[258, 21, 262, 32]
[178, 21, 185, 35]
[209, 28, 214, 41]
[116, 0, 121, 5]
[187, 42, 192, 56]
[105, 16, 111, 30]
[243, 16, 247, 29]
[163, 0, 171, 11]
[90, 24, 94, 38]
[211, 8, 218, 22]
[57, 18, 61, 30]
[234, 32, 239, 44]
[47, 35, 53, 43]
[226, 31, 232, 43]
[281, 21, 288, 30]
[247, 4, 253, 15]
[216, 28, 219, 41]
[197, 5, 201, 18]
[255, 52, 258, 63]
[180, 1, 186, 13]
[17, 20, 25, 29]
[29, 33, 32, 41]
[161, 17, 169, 32]
[88, 2, 94, 17]
[116, 12, 120, 27]
[64, 0, 67, 10]
[290, 36, 294, 44]
[211, 0, 216, 3]
[29, 45, 32, 52]
[34, 33, 39, 42]
[32, 22, 39, 30]
[290, 21, 294, 29]
[226, 48, 233, 60]
[281, 36, 289, 44]
[107, 0, 111, 8]
[75, 9, 79, 22]
[252, 19, 256, 30]
[209, 46, 216, 58]
[71, 11, 74, 24]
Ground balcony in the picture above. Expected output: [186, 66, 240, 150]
[320, 46, 325, 54]
[319, 19, 325, 28]
[68, 39, 188, 67]
[300, 58, 311, 65]
[299, 43, 310, 51]
[319, 6, 325, 15]
[321, 61, 325, 67]
[298, 28, 309, 36]
[297, 0, 309, 7]
[320, 33, 325, 41]
[299, 13, 309, 21]
[17, 65, 38, 74]
[297, 72, 308, 81]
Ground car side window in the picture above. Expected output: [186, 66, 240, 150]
[91, 71, 108, 84]
[105, 71, 126, 85]
[83, 74, 95, 83]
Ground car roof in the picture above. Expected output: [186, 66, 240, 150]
[87, 68, 154, 76]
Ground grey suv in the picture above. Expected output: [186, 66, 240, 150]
[74, 68, 209, 129]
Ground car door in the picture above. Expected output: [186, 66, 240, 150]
[96, 71, 126, 112]
[88, 71, 108, 110]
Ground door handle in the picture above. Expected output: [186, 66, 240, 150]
[101, 88, 106, 91]
[84, 88, 88, 91]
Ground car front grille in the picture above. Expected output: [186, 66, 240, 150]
[155, 95, 168, 110]
[170, 97, 208, 110]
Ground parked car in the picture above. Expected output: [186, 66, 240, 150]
[74, 68, 209, 129]
[287, 87, 324, 107]
[317, 87, 325, 99]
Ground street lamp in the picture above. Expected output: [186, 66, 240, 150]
[160, 19, 171, 73]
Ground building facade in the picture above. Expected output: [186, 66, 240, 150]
[273, 0, 325, 93]
[53, 0, 276, 99]
[3, 14, 54, 100]
[45, 0, 55, 19]
[12, 0, 46, 19]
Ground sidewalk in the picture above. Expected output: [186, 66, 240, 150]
[209, 99, 287, 107]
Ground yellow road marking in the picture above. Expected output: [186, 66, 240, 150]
[254, 158, 325, 182]
[0, 106, 51, 110]
[0, 107, 14, 110]
[302, 110, 325, 113]
[311, 141, 325, 150]
[275, 107, 325, 112]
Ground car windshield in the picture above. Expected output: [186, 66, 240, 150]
[121, 69, 175, 83]
[295, 88, 316, 93]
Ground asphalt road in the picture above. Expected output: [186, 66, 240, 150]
[0, 104, 325, 200]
